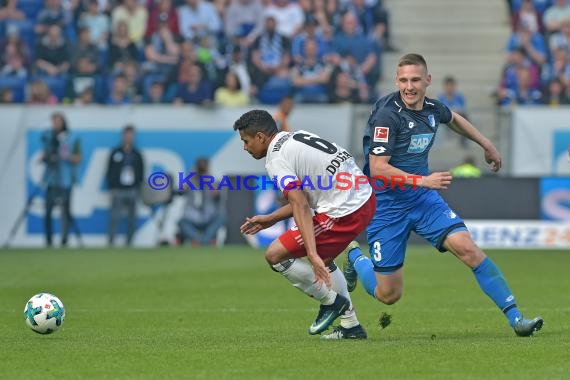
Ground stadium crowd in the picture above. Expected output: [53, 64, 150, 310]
[500, 0, 570, 106]
[0, 0, 393, 105]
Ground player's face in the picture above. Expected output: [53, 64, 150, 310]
[239, 130, 268, 160]
[396, 64, 431, 110]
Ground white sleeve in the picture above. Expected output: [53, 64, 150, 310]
[266, 158, 299, 194]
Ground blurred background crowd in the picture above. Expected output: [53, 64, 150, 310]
[499, 0, 570, 106]
[0, 0, 395, 106]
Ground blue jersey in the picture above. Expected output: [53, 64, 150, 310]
[363, 91, 452, 203]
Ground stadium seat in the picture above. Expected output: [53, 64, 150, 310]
[93, 74, 109, 103]
[257, 77, 292, 105]
[0, 76, 27, 103]
[35, 75, 68, 101]
[6, 20, 35, 51]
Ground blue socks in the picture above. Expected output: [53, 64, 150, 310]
[473, 257, 521, 327]
[348, 248, 377, 297]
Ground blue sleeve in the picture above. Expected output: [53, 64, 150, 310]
[368, 109, 399, 157]
[532, 33, 547, 56]
[437, 101, 453, 124]
[506, 34, 518, 52]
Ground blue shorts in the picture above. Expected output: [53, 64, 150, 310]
[367, 191, 467, 274]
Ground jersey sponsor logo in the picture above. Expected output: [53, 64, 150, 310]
[372, 146, 386, 155]
[428, 114, 436, 127]
[407, 133, 434, 153]
[373, 127, 389, 142]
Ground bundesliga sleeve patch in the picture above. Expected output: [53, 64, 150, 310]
[373, 127, 389, 143]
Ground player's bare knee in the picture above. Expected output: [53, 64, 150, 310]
[375, 287, 402, 305]
[265, 248, 280, 265]
[455, 243, 485, 268]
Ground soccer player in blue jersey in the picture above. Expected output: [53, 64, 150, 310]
[343, 53, 543, 337]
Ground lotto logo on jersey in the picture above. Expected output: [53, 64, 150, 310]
[373, 127, 389, 142]
[407, 133, 434, 153]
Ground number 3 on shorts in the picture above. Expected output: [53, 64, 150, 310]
[372, 241, 382, 262]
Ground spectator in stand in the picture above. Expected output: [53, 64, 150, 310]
[144, 16, 180, 77]
[318, 0, 342, 36]
[331, 12, 379, 89]
[543, 0, 570, 34]
[549, 18, 570, 52]
[249, 15, 291, 94]
[498, 66, 543, 106]
[541, 77, 570, 105]
[73, 85, 95, 105]
[144, 80, 169, 103]
[35, 25, 70, 77]
[499, 47, 541, 91]
[78, 0, 110, 51]
[344, 0, 393, 51]
[35, 0, 70, 36]
[506, 21, 547, 67]
[109, 20, 140, 74]
[71, 27, 101, 76]
[542, 47, 570, 86]
[27, 79, 58, 104]
[0, 0, 24, 21]
[0, 87, 14, 103]
[170, 40, 196, 85]
[175, 63, 214, 105]
[111, 0, 148, 47]
[265, 0, 305, 39]
[194, 34, 226, 86]
[214, 70, 250, 106]
[146, 0, 180, 38]
[512, 0, 543, 33]
[1, 26, 30, 78]
[223, 45, 252, 96]
[291, 15, 330, 65]
[291, 38, 332, 103]
[177, 0, 222, 43]
[122, 60, 143, 101]
[106, 74, 132, 104]
[224, 0, 265, 47]
[438, 75, 469, 147]
[438, 76, 468, 117]
[329, 52, 369, 102]
[328, 70, 367, 103]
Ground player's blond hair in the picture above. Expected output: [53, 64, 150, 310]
[398, 54, 428, 72]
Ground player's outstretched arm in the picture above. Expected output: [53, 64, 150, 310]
[447, 111, 502, 172]
[369, 155, 452, 190]
[240, 204, 293, 235]
[287, 189, 330, 288]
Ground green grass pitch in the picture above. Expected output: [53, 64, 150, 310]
[1, 246, 569, 380]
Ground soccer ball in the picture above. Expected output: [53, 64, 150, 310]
[24, 293, 66, 334]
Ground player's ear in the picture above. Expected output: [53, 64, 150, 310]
[426, 74, 432, 86]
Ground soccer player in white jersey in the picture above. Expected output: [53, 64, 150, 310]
[233, 109, 376, 339]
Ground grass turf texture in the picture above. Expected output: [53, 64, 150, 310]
[1, 246, 569, 380]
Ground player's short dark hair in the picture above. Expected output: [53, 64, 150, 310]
[443, 75, 456, 84]
[233, 110, 278, 137]
[398, 53, 428, 71]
